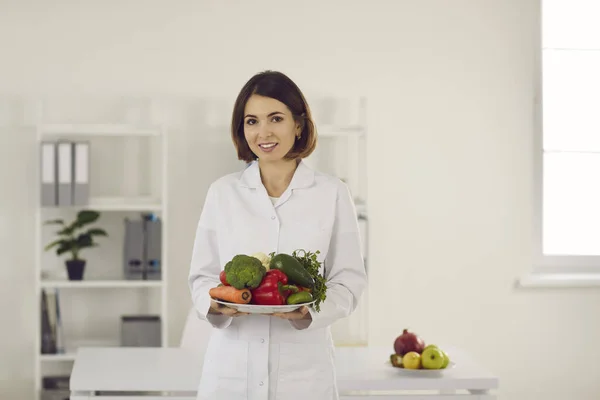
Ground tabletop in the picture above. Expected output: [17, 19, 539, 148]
[69, 345, 498, 398]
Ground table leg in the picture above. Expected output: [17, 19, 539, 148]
[468, 389, 490, 395]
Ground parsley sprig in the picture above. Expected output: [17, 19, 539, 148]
[291, 249, 327, 312]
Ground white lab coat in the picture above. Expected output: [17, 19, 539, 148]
[188, 160, 368, 400]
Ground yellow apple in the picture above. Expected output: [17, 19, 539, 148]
[402, 351, 421, 369]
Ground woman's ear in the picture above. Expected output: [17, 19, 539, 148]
[295, 115, 305, 136]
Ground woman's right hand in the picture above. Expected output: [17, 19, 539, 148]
[209, 300, 248, 317]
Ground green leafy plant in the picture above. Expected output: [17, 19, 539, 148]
[44, 210, 108, 261]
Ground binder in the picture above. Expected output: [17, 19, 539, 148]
[56, 141, 73, 206]
[123, 216, 162, 280]
[53, 289, 65, 354]
[146, 218, 162, 280]
[40, 289, 56, 354]
[123, 218, 144, 280]
[40, 142, 57, 206]
[72, 141, 89, 205]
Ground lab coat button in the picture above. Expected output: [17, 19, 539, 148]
[259, 381, 264, 386]
[271, 215, 276, 220]
[260, 338, 265, 343]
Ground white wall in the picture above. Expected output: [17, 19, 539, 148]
[1, 0, 599, 399]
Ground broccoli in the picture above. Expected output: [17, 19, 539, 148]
[224, 254, 267, 290]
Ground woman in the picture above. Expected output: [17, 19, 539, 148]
[188, 70, 368, 400]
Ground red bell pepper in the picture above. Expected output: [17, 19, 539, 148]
[251, 269, 298, 305]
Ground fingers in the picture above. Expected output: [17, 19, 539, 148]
[212, 302, 248, 317]
[232, 312, 249, 317]
[272, 309, 307, 320]
[219, 306, 238, 316]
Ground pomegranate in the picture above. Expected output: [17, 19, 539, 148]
[394, 329, 425, 355]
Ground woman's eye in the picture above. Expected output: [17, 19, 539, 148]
[246, 118, 257, 125]
[272, 116, 283, 122]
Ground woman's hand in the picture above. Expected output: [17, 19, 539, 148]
[209, 300, 248, 317]
[272, 306, 311, 320]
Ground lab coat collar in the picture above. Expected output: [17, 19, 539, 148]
[239, 159, 315, 190]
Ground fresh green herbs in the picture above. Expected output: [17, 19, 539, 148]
[291, 249, 327, 312]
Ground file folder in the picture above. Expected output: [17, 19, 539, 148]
[56, 141, 73, 206]
[146, 217, 162, 280]
[123, 218, 144, 279]
[40, 142, 57, 206]
[123, 216, 162, 280]
[72, 141, 89, 205]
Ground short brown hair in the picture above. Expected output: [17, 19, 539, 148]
[231, 70, 317, 162]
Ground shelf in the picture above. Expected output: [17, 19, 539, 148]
[40, 353, 76, 362]
[40, 338, 122, 362]
[42, 196, 163, 212]
[39, 123, 161, 138]
[40, 280, 163, 289]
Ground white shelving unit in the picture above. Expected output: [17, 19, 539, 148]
[306, 97, 370, 347]
[33, 121, 169, 400]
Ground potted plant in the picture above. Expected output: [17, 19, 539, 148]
[44, 210, 108, 280]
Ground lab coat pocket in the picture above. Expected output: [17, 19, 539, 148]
[198, 338, 248, 400]
[276, 342, 335, 399]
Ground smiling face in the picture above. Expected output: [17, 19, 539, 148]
[243, 94, 301, 162]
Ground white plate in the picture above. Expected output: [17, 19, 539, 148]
[388, 359, 456, 375]
[213, 299, 316, 314]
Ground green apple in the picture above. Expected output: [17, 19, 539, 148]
[402, 351, 421, 369]
[423, 344, 439, 352]
[441, 350, 450, 368]
[421, 346, 445, 369]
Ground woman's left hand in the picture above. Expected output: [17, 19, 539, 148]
[272, 306, 311, 320]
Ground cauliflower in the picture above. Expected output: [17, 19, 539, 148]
[224, 254, 266, 290]
[251, 252, 271, 271]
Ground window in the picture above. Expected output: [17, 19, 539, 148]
[536, 0, 600, 272]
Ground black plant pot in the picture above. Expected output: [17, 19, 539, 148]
[66, 259, 86, 280]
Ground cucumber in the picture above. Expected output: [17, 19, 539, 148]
[269, 253, 315, 289]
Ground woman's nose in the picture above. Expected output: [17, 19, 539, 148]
[257, 122, 272, 138]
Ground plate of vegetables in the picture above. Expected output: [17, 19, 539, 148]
[209, 250, 327, 315]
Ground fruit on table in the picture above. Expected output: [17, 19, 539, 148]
[421, 346, 445, 370]
[441, 350, 450, 368]
[269, 253, 315, 289]
[390, 331, 451, 370]
[402, 352, 421, 369]
[390, 353, 403, 368]
[394, 329, 425, 356]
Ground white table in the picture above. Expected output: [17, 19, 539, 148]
[69, 346, 498, 399]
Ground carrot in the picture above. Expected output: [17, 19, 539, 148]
[209, 286, 252, 304]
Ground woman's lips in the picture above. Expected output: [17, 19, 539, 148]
[258, 143, 278, 153]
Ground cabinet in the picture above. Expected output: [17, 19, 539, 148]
[33, 98, 169, 400]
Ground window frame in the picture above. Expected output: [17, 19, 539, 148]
[520, 3, 600, 288]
